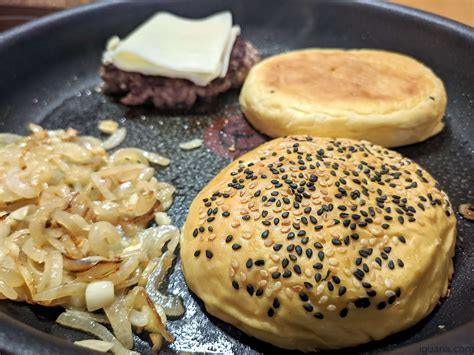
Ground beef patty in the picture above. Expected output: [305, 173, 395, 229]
[100, 37, 260, 109]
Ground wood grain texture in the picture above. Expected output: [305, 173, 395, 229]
[391, 0, 474, 27]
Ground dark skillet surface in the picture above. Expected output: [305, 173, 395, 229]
[0, 0, 473, 354]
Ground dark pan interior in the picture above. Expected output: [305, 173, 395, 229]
[0, 0, 472, 354]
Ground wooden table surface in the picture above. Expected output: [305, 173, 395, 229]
[0, 0, 473, 32]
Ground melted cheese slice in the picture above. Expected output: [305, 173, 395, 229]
[103, 12, 241, 86]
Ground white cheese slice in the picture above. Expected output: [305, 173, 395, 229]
[103, 11, 240, 86]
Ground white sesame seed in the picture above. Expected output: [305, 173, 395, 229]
[231, 259, 239, 269]
[326, 305, 336, 311]
[329, 258, 339, 266]
[318, 296, 328, 304]
[352, 278, 361, 288]
[316, 285, 325, 294]
[305, 268, 312, 277]
[385, 290, 396, 297]
[372, 261, 381, 270]
[270, 254, 280, 262]
[264, 240, 274, 247]
[385, 279, 393, 288]
[265, 288, 273, 297]
[260, 270, 269, 278]
[274, 281, 282, 291]
[239, 272, 247, 282]
[269, 266, 279, 273]
[242, 232, 252, 239]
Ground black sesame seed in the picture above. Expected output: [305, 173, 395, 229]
[354, 269, 365, 280]
[255, 259, 265, 266]
[273, 298, 280, 309]
[332, 276, 341, 284]
[388, 295, 396, 304]
[232, 281, 239, 290]
[340, 308, 349, 318]
[246, 259, 253, 269]
[314, 312, 324, 319]
[282, 258, 289, 268]
[351, 233, 359, 240]
[193, 229, 199, 237]
[303, 304, 314, 312]
[283, 270, 292, 278]
[299, 292, 309, 302]
[388, 260, 395, 269]
[367, 290, 377, 297]
[294, 265, 302, 274]
[225, 235, 233, 243]
[332, 239, 342, 246]
[338, 286, 347, 296]
[206, 250, 213, 259]
[232, 244, 241, 250]
[398, 236, 406, 243]
[397, 259, 404, 267]
[354, 297, 371, 308]
[267, 308, 274, 317]
[222, 211, 230, 217]
[313, 263, 323, 270]
[328, 282, 334, 291]
[377, 302, 386, 310]
[273, 244, 283, 251]
[272, 272, 281, 279]
[295, 245, 303, 255]
[194, 250, 201, 257]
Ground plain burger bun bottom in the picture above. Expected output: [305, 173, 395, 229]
[239, 49, 447, 148]
[181, 135, 456, 351]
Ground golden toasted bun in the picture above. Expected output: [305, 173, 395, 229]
[181, 136, 456, 351]
[239, 49, 447, 147]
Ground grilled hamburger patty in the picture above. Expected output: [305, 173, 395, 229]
[100, 37, 260, 108]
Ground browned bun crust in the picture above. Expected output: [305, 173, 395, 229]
[239, 49, 447, 147]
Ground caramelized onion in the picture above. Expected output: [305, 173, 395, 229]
[0, 128, 179, 352]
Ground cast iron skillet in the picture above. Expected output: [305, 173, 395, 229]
[0, 0, 472, 354]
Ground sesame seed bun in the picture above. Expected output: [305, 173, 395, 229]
[180, 136, 456, 351]
[239, 49, 447, 148]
